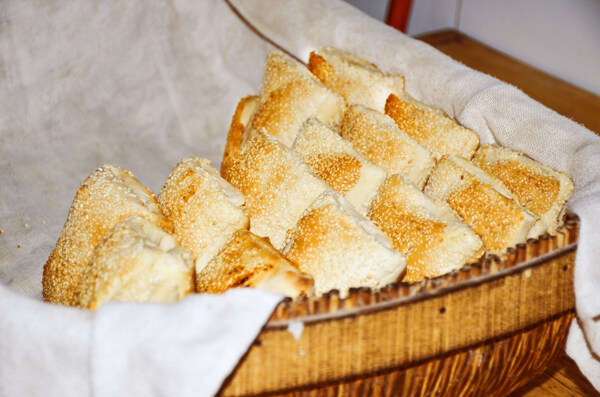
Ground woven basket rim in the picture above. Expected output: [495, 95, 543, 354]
[266, 215, 579, 329]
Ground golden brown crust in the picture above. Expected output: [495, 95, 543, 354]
[339, 105, 435, 189]
[308, 47, 405, 113]
[42, 165, 172, 306]
[472, 144, 574, 236]
[249, 51, 346, 147]
[307, 52, 335, 88]
[385, 93, 479, 160]
[73, 216, 194, 311]
[221, 95, 259, 179]
[424, 156, 538, 253]
[224, 131, 330, 250]
[369, 175, 484, 282]
[196, 229, 314, 298]
[282, 191, 405, 297]
[292, 118, 387, 215]
[304, 153, 361, 194]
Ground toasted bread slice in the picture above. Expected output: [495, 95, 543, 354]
[197, 229, 314, 298]
[308, 47, 405, 113]
[73, 216, 194, 311]
[158, 157, 249, 273]
[369, 175, 484, 282]
[224, 130, 331, 250]
[385, 93, 479, 160]
[221, 95, 260, 179]
[292, 118, 387, 215]
[424, 155, 538, 253]
[473, 144, 574, 237]
[339, 104, 435, 189]
[42, 165, 172, 306]
[246, 51, 346, 147]
[282, 191, 406, 297]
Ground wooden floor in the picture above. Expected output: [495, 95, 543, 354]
[417, 29, 600, 397]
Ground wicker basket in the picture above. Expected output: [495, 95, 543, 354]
[219, 217, 579, 396]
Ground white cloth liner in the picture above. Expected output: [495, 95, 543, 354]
[1, 0, 599, 395]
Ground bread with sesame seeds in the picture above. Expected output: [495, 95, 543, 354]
[339, 104, 436, 189]
[73, 216, 194, 311]
[224, 130, 331, 251]
[385, 93, 480, 160]
[424, 155, 538, 253]
[221, 95, 260, 179]
[369, 174, 484, 282]
[42, 165, 173, 306]
[308, 47, 405, 113]
[472, 144, 574, 237]
[282, 191, 406, 297]
[158, 156, 249, 273]
[196, 229, 314, 298]
[292, 118, 387, 215]
[245, 50, 346, 147]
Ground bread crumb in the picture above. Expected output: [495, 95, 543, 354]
[17, 245, 21, 249]
[24, 223, 30, 230]
[0, 229, 4, 234]
[287, 320, 304, 340]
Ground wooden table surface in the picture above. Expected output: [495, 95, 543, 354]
[416, 29, 600, 397]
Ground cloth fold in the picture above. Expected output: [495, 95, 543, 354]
[1, 0, 599, 394]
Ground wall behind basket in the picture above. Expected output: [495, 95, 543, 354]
[343, 0, 600, 98]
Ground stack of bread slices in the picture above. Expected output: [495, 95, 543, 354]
[43, 47, 574, 310]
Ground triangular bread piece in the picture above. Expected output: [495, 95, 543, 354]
[197, 229, 314, 298]
[282, 191, 406, 297]
[339, 104, 435, 189]
[225, 130, 331, 250]
[42, 165, 172, 305]
[73, 216, 194, 310]
[308, 46, 405, 113]
[369, 174, 484, 282]
[158, 157, 249, 273]
[246, 51, 346, 147]
[473, 144, 574, 237]
[292, 118, 386, 215]
[385, 93, 479, 160]
[424, 155, 538, 253]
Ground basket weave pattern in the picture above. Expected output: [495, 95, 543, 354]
[221, 218, 578, 396]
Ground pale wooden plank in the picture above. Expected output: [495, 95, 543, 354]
[416, 29, 600, 136]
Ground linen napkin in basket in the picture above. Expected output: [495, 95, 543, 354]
[1, 0, 599, 395]
[0, 1, 282, 396]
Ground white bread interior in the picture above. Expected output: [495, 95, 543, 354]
[158, 157, 249, 273]
[74, 216, 194, 311]
[282, 191, 406, 297]
[385, 93, 480, 160]
[224, 130, 331, 250]
[197, 229, 314, 298]
[369, 174, 484, 282]
[292, 118, 387, 215]
[424, 155, 538, 253]
[339, 104, 435, 189]
[308, 46, 405, 113]
[473, 144, 574, 237]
